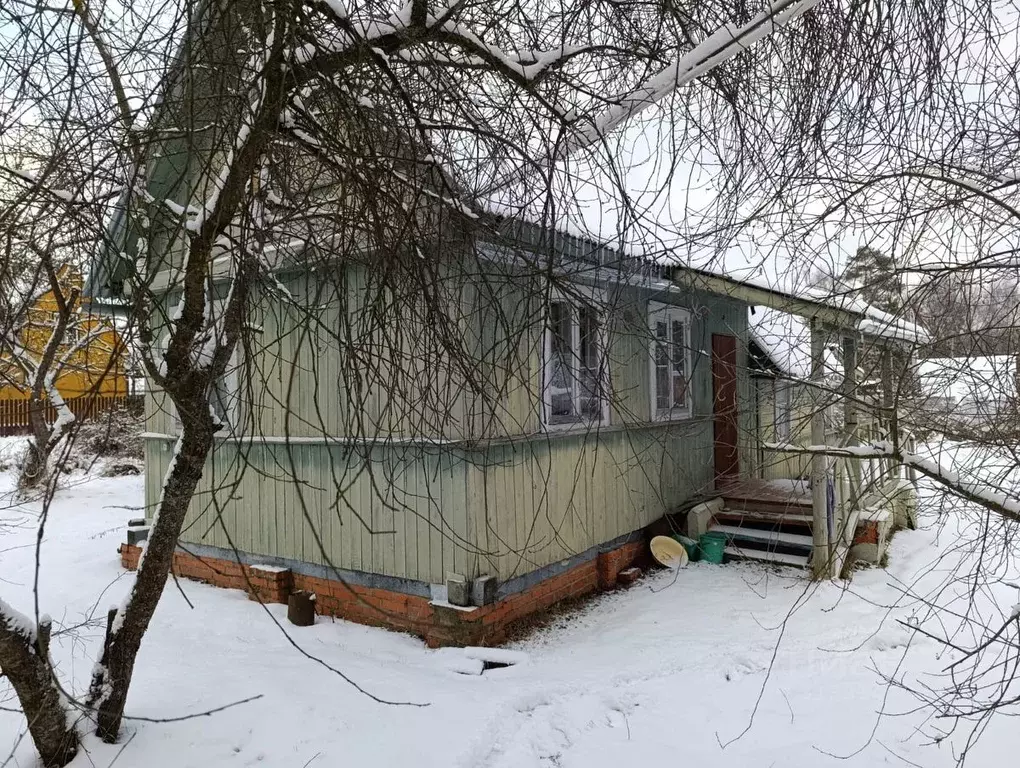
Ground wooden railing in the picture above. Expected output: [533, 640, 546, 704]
[826, 421, 917, 576]
[0, 395, 143, 436]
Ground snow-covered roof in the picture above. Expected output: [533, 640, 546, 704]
[480, 151, 929, 346]
[747, 307, 842, 380]
[82, 0, 929, 353]
[485, 215, 930, 346]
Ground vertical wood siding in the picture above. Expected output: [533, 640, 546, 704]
[149, 437, 476, 584]
[145, 272, 755, 585]
[149, 422, 714, 584]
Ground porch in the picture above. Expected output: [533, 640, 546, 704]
[694, 438, 918, 574]
[684, 270, 927, 578]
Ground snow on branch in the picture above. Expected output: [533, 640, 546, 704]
[562, 0, 822, 157]
[303, 0, 595, 97]
[766, 440, 1020, 523]
[0, 164, 78, 205]
[0, 596, 38, 645]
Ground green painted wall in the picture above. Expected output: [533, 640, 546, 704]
[145, 260, 756, 585]
[753, 375, 882, 481]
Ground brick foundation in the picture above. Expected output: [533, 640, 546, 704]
[852, 520, 880, 546]
[119, 538, 646, 647]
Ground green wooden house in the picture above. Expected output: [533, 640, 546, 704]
[93, 210, 925, 644]
[88, 2, 927, 645]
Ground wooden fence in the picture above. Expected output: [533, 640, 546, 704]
[0, 395, 143, 437]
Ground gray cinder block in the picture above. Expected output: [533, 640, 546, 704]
[447, 573, 471, 607]
[471, 575, 497, 606]
[126, 526, 149, 546]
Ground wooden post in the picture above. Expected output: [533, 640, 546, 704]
[880, 346, 895, 483]
[287, 590, 316, 627]
[810, 320, 830, 580]
[842, 334, 861, 508]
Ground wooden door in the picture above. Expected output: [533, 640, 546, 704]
[712, 334, 740, 482]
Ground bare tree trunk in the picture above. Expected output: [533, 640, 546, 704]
[19, 271, 78, 490]
[22, 386, 55, 488]
[0, 611, 78, 766]
[85, 0, 285, 739]
[88, 408, 216, 741]
[19, 428, 48, 489]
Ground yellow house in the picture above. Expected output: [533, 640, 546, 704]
[0, 267, 127, 405]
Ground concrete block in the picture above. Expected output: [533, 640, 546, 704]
[851, 510, 895, 565]
[126, 525, 149, 546]
[471, 575, 497, 606]
[618, 567, 642, 587]
[128, 518, 146, 528]
[687, 497, 723, 540]
[447, 573, 471, 607]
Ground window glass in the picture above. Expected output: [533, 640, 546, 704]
[544, 298, 605, 427]
[650, 304, 692, 420]
[548, 301, 574, 419]
[578, 306, 600, 417]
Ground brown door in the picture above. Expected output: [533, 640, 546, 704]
[712, 334, 740, 483]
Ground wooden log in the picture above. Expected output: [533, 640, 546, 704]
[287, 590, 316, 627]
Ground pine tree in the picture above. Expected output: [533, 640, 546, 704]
[842, 245, 903, 313]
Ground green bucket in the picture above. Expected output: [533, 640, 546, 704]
[672, 534, 700, 563]
[699, 531, 728, 564]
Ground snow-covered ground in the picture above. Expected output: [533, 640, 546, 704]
[2, 442, 1019, 767]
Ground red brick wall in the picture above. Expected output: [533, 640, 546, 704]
[118, 537, 645, 647]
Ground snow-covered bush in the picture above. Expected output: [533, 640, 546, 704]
[58, 404, 144, 476]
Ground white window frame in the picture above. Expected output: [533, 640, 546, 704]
[541, 289, 610, 430]
[648, 301, 692, 422]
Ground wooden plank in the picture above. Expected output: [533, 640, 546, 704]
[301, 444, 325, 566]
[723, 546, 810, 568]
[465, 452, 486, 579]
[710, 524, 814, 548]
[335, 446, 353, 572]
[413, 449, 430, 582]
[449, 451, 470, 578]
[425, 448, 442, 582]
[392, 447, 410, 580]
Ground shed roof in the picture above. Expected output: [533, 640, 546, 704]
[747, 306, 843, 380]
[482, 217, 929, 345]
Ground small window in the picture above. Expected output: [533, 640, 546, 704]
[774, 381, 792, 441]
[543, 297, 607, 428]
[649, 302, 691, 420]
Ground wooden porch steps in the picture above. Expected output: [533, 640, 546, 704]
[705, 478, 820, 570]
[709, 516, 811, 571]
[723, 546, 810, 568]
[709, 524, 813, 549]
[713, 510, 813, 529]
[708, 512, 814, 570]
